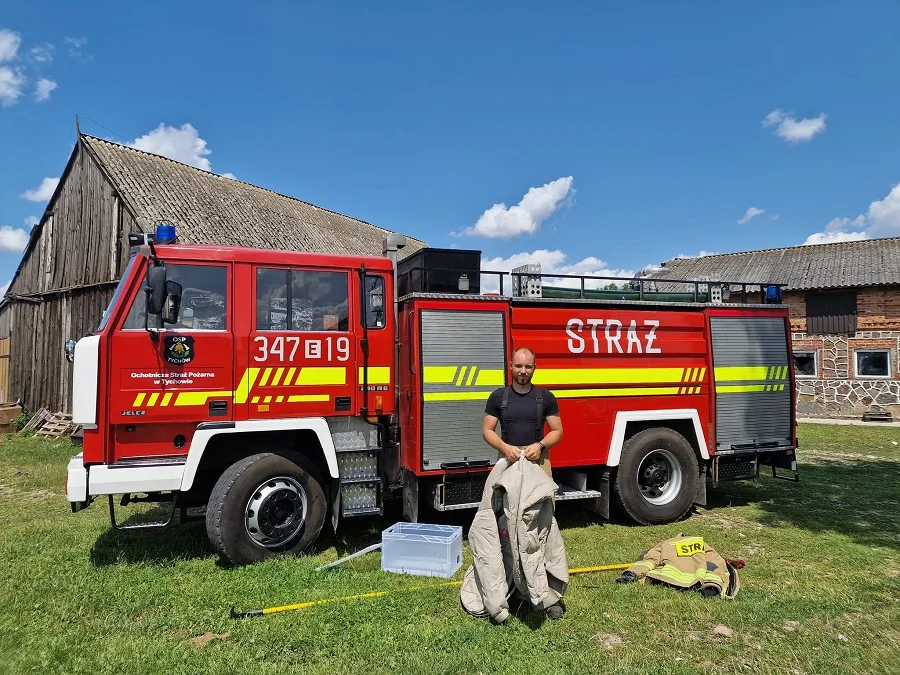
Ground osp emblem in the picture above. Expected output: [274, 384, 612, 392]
[164, 335, 195, 365]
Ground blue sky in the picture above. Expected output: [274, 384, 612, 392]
[3, 2, 900, 295]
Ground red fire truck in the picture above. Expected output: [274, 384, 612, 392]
[65, 227, 798, 565]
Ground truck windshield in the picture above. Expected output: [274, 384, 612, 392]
[96, 254, 139, 332]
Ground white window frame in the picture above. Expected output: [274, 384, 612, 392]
[854, 349, 892, 379]
[793, 350, 818, 379]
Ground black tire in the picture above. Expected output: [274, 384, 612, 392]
[206, 451, 326, 566]
[614, 427, 699, 525]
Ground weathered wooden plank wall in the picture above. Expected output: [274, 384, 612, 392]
[5, 139, 134, 412]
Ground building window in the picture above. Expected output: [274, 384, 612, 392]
[793, 351, 817, 378]
[256, 268, 349, 331]
[854, 350, 891, 378]
[123, 263, 228, 330]
[806, 291, 857, 335]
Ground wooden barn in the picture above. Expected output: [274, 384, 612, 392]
[0, 133, 426, 412]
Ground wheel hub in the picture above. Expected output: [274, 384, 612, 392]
[637, 449, 684, 506]
[245, 477, 308, 548]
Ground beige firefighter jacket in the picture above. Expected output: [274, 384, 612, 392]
[459, 457, 569, 623]
[626, 533, 741, 599]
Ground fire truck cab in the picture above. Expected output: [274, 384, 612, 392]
[66, 226, 798, 566]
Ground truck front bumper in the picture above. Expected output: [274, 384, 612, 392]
[66, 453, 90, 511]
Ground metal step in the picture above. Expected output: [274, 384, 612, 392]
[433, 484, 603, 512]
[110, 456, 186, 468]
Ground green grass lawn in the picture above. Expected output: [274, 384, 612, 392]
[1, 424, 898, 675]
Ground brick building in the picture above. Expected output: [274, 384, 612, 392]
[655, 237, 900, 419]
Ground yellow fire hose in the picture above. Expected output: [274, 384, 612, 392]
[230, 564, 631, 619]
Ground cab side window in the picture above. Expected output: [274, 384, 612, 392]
[256, 268, 349, 331]
[123, 264, 228, 330]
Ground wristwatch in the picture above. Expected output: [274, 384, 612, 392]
[538, 441, 546, 453]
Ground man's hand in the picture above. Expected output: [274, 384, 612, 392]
[523, 443, 542, 462]
[502, 443, 523, 463]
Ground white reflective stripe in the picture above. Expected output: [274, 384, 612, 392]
[181, 417, 339, 491]
[607, 409, 709, 466]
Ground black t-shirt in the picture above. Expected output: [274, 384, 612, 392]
[484, 386, 560, 447]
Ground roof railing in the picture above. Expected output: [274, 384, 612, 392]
[398, 266, 786, 305]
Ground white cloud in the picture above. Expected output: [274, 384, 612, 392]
[0, 280, 9, 297]
[20, 176, 59, 201]
[0, 225, 29, 252]
[803, 231, 866, 245]
[0, 29, 21, 62]
[0, 66, 24, 107]
[29, 43, 54, 63]
[221, 172, 237, 180]
[480, 249, 634, 293]
[25, 215, 39, 227]
[803, 183, 900, 244]
[130, 123, 213, 171]
[63, 36, 90, 61]
[763, 109, 827, 143]
[737, 207, 765, 224]
[34, 78, 56, 102]
[865, 184, 900, 237]
[459, 177, 575, 238]
[674, 250, 717, 259]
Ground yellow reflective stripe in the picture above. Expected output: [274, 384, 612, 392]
[533, 368, 685, 386]
[715, 365, 788, 382]
[475, 369, 504, 387]
[264, 396, 272, 403]
[423, 366, 458, 383]
[271, 367, 285, 386]
[651, 564, 722, 586]
[160, 393, 172, 407]
[552, 387, 680, 398]
[716, 384, 781, 393]
[259, 368, 273, 387]
[147, 393, 159, 406]
[276, 396, 284, 403]
[631, 560, 656, 570]
[466, 367, 477, 386]
[284, 367, 297, 386]
[234, 367, 260, 404]
[251, 396, 260, 404]
[174, 391, 233, 406]
[424, 391, 492, 402]
[295, 367, 346, 385]
[358, 367, 391, 384]
[287, 394, 330, 402]
[455, 367, 468, 386]
[132, 393, 145, 407]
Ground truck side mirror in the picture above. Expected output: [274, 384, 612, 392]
[147, 265, 168, 315]
[161, 281, 183, 325]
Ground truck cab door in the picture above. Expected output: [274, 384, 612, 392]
[107, 262, 234, 463]
[242, 266, 356, 420]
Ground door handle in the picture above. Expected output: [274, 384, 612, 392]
[209, 400, 229, 417]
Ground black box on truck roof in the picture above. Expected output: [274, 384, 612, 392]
[398, 248, 481, 296]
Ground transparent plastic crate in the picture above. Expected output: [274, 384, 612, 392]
[381, 523, 463, 578]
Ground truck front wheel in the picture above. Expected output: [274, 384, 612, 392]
[206, 451, 326, 565]
[614, 427, 699, 525]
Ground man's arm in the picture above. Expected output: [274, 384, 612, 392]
[523, 414, 563, 461]
[482, 413, 521, 463]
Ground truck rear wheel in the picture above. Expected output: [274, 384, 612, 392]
[614, 427, 698, 525]
[206, 451, 326, 566]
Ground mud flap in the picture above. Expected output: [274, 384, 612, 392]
[694, 463, 708, 507]
[588, 469, 611, 519]
[402, 469, 419, 523]
[330, 477, 341, 533]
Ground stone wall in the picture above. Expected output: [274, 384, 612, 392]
[791, 331, 900, 418]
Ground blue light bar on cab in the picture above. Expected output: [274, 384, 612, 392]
[155, 223, 177, 244]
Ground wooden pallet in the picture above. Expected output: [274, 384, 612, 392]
[22, 407, 52, 432]
[35, 412, 78, 437]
